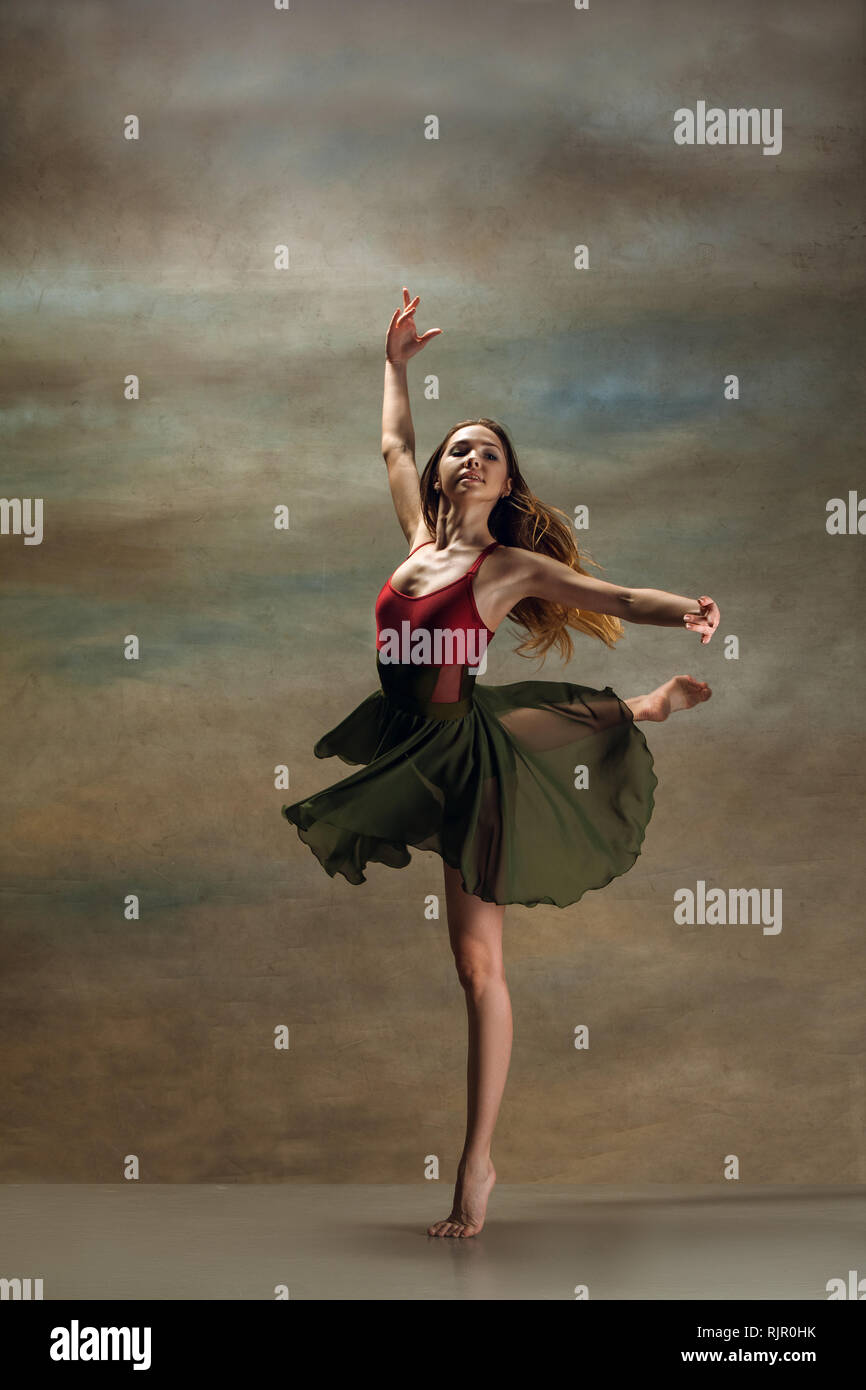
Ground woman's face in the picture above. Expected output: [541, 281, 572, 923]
[437, 426, 513, 505]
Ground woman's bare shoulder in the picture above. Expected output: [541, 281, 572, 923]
[484, 545, 547, 608]
[491, 543, 545, 574]
[496, 543, 565, 566]
[488, 545, 568, 605]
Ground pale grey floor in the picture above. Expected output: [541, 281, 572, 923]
[1, 1185, 862, 1300]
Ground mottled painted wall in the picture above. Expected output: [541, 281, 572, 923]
[1, 0, 862, 1182]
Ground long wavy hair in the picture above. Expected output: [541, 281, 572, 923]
[418, 418, 625, 663]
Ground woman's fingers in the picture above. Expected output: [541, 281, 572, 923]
[391, 291, 438, 353]
[397, 300, 423, 342]
[701, 599, 720, 637]
[684, 610, 716, 643]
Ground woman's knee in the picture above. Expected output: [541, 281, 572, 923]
[452, 946, 504, 994]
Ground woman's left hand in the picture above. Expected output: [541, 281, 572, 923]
[683, 595, 720, 644]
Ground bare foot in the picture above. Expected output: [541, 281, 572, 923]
[630, 675, 712, 723]
[427, 1158, 497, 1238]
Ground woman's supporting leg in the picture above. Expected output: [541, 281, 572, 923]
[427, 860, 511, 1238]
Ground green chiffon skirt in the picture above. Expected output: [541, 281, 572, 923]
[282, 656, 657, 909]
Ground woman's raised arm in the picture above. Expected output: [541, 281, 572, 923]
[381, 289, 442, 542]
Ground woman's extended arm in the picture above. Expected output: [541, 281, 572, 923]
[509, 549, 720, 644]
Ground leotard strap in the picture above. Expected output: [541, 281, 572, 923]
[407, 539, 498, 569]
[466, 540, 499, 574]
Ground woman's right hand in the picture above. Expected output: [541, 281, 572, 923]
[385, 287, 442, 365]
[683, 596, 720, 644]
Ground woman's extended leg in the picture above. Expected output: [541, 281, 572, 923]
[626, 673, 712, 721]
[427, 860, 512, 1238]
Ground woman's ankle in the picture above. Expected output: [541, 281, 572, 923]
[459, 1149, 492, 1172]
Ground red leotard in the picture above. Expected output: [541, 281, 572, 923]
[375, 540, 499, 707]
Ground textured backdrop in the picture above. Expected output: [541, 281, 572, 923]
[0, 0, 862, 1182]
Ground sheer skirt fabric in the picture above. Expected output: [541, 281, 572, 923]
[282, 659, 657, 909]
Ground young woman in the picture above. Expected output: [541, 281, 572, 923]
[283, 288, 719, 1238]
